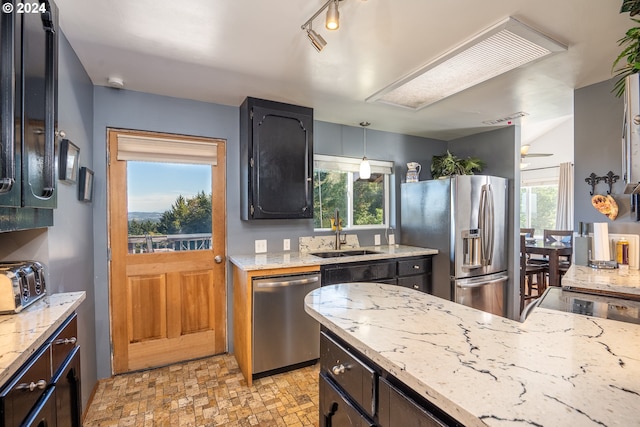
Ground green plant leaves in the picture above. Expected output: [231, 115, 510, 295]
[430, 150, 484, 179]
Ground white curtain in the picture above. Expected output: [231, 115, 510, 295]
[555, 162, 574, 230]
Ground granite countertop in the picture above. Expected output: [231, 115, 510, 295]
[304, 283, 640, 427]
[562, 264, 640, 297]
[229, 244, 438, 271]
[0, 292, 86, 385]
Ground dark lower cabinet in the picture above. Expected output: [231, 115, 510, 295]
[320, 373, 374, 427]
[321, 256, 432, 292]
[22, 387, 56, 427]
[319, 329, 462, 427]
[53, 346, 81, 427]
[0, 313, 81, 427]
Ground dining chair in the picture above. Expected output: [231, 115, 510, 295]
[543, 229, 573, 277]
[520, 228, 535, 238]
[519, 234, 547, 313]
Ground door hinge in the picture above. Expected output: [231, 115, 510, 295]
[250, 205, 254, 215]
[106, 151, 110, 166]
[250, 109, 253, 120]
[250, 157, 254, 168]
[107, 248, 111, 261]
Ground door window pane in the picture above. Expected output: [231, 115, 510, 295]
[127, 162, 212, 254]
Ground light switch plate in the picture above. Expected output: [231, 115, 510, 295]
[255, 239, 267, 253]
[374, 234, 381, 245]
[283, 239, 291, 251]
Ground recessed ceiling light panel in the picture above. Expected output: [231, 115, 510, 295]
[366, 17, 567, 110]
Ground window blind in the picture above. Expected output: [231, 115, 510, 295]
[117, 134, 217, 165]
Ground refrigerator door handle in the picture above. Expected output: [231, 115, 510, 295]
[456, 275, 508, 289]
[479, 184, 495, 266]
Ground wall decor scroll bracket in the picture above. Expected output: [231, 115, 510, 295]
[585, 173, 601, 196]
[601, 171, 620, 195]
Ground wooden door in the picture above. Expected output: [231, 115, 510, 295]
[107, 129, 226, 374]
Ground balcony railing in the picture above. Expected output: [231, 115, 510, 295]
[128, 233, 212, 254]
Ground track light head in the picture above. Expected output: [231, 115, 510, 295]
[326, 0, 340, 30]
[306, 27, 327, 52]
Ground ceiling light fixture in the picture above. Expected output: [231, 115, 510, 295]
[367, 17, 567, 109]
[301, 0, 344, 51]
[326, 0, 340, 30]
[359, 121, 371, 180]
[306, 23, 327, 52]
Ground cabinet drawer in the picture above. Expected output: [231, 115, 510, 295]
[397, 275, 427, 293]
[378, 377, 448, 427]
[322, 261, 396, 285]
[398, 257, 431, 277]
[320, 332, 376, 419]
[320, 373, 374, 427]
[50, 314, 78, 376]
[0, 344, 51, 426]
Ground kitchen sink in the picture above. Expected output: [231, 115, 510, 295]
[310, 249, 381, 258]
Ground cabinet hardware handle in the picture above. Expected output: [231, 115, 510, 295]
[413, 284, 419, 289]
[413, 265, 420, 269]
[54, 337, 77, 345]
[17, 380, 47, 392]
[331, 364, 346, 375]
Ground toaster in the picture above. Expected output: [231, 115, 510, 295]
[0, 261, 47, 314]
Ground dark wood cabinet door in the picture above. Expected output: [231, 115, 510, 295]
[21, 0, 58, 208]
[241, 97, 313, 220]
[0, 1, 21, 208]
[53, 346, 82, 427]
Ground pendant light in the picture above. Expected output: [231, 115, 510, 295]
[325, 0, 340, 30]
[359, 121, 371, 180]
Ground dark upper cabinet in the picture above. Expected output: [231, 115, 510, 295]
[0, 0, 58, 231]
[240, 97, 313, 220]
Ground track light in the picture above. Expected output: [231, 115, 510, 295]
[301, 0, 347, 52]
[326, 1, 340, 30]
[306, 24, 327, 52]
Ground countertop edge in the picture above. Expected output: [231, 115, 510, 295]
[0, 291, 86, 386]
[229, 245, 438, 271]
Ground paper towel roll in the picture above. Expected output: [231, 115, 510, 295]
[592, 222, 610, 261]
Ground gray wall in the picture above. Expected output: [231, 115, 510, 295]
[91, 87, 445, 379]
[0, 33, 97, 408]
[575, 78, 640, 235]
[449, 126, 520, 319]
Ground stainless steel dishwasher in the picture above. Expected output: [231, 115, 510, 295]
[252, 272, 321, 376]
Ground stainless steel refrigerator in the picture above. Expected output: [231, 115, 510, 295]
[400, 175, 508, 316]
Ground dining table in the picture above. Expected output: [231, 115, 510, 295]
[525, 239, 572, 287]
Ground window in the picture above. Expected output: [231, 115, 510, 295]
[520, 184, 558, 236]
[313, 154, 393, 230]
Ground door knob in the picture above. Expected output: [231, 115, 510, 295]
[214, 255, 223, 264]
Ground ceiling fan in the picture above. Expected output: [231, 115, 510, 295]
[520, 144, 553, 158]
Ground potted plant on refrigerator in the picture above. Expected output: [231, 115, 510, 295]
[430, 150, 484, 179]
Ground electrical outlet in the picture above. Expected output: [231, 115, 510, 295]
[374, 234, 381, 245]
[283, 239, 291, 251]
[255, 239, 267, 253]
[388, 234, 395, 245]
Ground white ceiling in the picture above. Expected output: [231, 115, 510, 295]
[55, 0, 629, 149]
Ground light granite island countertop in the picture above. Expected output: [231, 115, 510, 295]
[304, 283, 640, 427]
[562, 264, 640, 298]
[229, 244, 438, 271]
[0, 292, 86, 385]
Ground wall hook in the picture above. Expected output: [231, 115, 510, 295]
[601, 171, 620, 195]
[585, 173, 601, 196]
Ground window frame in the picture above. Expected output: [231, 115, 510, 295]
[313, 154, 393, 231]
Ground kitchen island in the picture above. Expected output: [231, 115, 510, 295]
[562, 264, 640, 297]
[304, 283, 640, 426]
